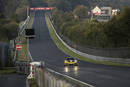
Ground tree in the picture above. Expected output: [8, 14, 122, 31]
[3, 21, 18, 40]
[11, 13, 19, 22]
[56, 0, 72, 11]
[0, 14, 5, 19]
[73, 5, 88, 20]
[104, 7, 130, 47]
[15, 6, 28, 21]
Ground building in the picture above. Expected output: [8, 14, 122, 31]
[91, 6, 112, 22]
[92, 6, 101, 15]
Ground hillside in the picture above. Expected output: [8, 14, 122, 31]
[45, 0, 130, 11]
[51, 6, 130, 48]
[0, 0, 28, 20]
[0, 0, 29, 42]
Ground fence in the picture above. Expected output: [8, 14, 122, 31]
[34, 67, 94, 87]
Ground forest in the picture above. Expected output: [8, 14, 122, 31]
[51, 6, 130, 48]
[45, 0, 130, 11]
[0, 0, 130, 47]
[0, 0, 29, 42]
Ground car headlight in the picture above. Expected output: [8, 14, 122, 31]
[64, 60, 67, 63]
[75, 60, 77, 63]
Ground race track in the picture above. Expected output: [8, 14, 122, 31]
[29, 11, 130, 87]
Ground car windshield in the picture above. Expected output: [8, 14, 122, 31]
[66, 57, 75, 60]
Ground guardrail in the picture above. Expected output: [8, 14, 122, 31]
[34, 67, 94, 87]
[25, 60, 94, 87]
[46, 13, 130, 64]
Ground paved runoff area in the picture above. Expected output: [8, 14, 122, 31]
[0, 74, 26, 87]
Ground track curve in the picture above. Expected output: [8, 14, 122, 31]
[29, 11, 130, 87]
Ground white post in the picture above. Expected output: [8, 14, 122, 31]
[27, 7, 29, 18]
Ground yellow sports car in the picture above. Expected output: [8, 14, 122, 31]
[64, 57, 78, 66]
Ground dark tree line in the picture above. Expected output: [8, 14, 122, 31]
[0, 0, 29, 42]
[0, 0, 28, 21]
[45, 0, 130, 11]
[0, 14, 18, 42]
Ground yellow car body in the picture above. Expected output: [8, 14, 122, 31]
[64, 57, 78, 66]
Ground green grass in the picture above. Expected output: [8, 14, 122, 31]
[17, 37, 27, 61]
[45, 13, 130, 67]
[17, 34, 31, 62]
[17, 22, 28, 61]
[28, 79, 38, 87]
[17, 20, 32, 62]
[0, 68, 16, 75]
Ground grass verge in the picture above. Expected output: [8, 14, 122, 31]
[28, 79, 38, 87]
[17, 24, 31, 62]
[45, 13, 130, 67]
[0, 68, 16, 75]
[17, 37, 29, 61]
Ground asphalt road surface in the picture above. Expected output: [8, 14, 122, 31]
[29, 11, 130, 87]
[0, 74, 26, 87]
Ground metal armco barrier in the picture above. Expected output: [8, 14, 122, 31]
[34, 67, 94, 87]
